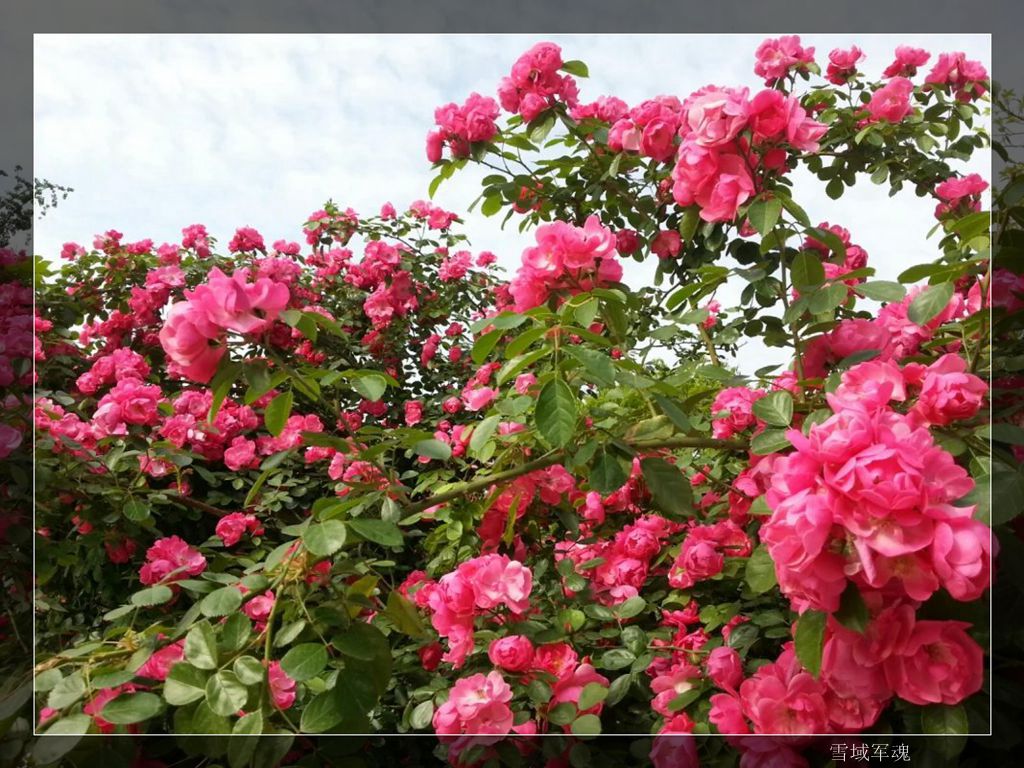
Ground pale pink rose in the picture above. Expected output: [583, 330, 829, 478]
[433, 671, 514, 736]
[753, 35, 816, 83]
[883, 46, 930, 78]
[826, 359, 907, 413]
[883, 620, 984, 705]
[684, 86, 750, 148]
[463, 387, 498, 412]
[514, 373, 536, 395]
[711, 386, 765, 439]
[186, 267, 290, 335]
[404, 400, 424, 426]
[931, 516, 990, 601]
[651, 662, 701, 716]
[487, 635, 534, 672]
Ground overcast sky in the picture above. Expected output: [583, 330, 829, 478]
[34, 34, 990, 372]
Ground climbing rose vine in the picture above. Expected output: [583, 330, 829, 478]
[33, 36, 999, 753]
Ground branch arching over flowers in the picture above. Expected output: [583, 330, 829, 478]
[402, 435, 748, 515]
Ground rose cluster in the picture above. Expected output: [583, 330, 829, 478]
[507, 215, 622, 312]
[159, 266, 290, 382]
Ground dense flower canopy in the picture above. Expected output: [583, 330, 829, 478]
[28, 35, 1007, 764]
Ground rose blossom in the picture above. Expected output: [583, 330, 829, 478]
[487, 635, 534, 672]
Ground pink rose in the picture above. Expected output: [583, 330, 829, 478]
[159, 301, 225, 383]
[706, 646, 744, 692]
[487, 635, 534, 672]
[136, 641, 185, 681]
[223, 436, 258, 471]
[883, 46, 930, 78]
[268, 660, 296, 709]
[139, 535, 207, 585]
[883, 620, 984, 705]
[433, 671, 514, 736]
[910, 353, 987, 426]
[709, 693, 749, 734]
[684, 86, 750, 148]
[866, 77, 914, 123]
[931, 516, 990, 601]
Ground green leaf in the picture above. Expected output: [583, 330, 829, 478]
[352, 373, 388, 402]
[750, 428, 792, 456]
[40, 712, 91, 737]
[264, 390, 293, 437]
[790, 251, 825, 289]
[123, 498, 150, 522]
[348, 518, 403, 548]
[577, 683, 608, 712]
[185, 621, 220, 670]
[598, 648, 636, 671]
[410, 699, 434, 730]
[205, 670, 249, 717]
[794, 609, 828, 677]
[747, 197, 783, 235]
[808, 282, 849, 315]
[565, 346, 615, 386]
[856, 280, 906, 303]
[570, 713, 602, 735]
[190, 701, 231, 734]
[471, 328, 503, 364]
[907, 282, 954, 326]
[281, 643, 328, 681]
[101, 691, 163, 724]
[220, 613, 253, 653]
[652, 394, 692, 433]
[561, 59, 589, 77]
[333, 622, 389, 662]
[640, 457, 693, 517]
[304, 519, 348, 557]
[529, 113, 556, 142]
[131, 584, 174, 607]
[300, 689, 345, 733]
[469, 414, 501, 456]
[385, 590, 428, 638]
[164, 663, 210, 705]
[413, 438, 452, 461]
[201, 585, 243, 618]
[229, 711, 264, 767]
[825, 178, 844, 200]
[47, 671, 86, 709]
[233, 656, 266, 686]
[921, 703, 969, 734]
[745, 545, 778, 594]
[679, 207, 701, 242]
[613, 596, 646, 620]
[753, 391, 794, 427]
[547, 701, 578, 726]
[834, 582, 869, 633]
[535, 379, 578, 448]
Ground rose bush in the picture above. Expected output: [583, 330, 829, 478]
[30, 37, 1004, 755]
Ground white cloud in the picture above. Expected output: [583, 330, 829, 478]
[34, 33, 990, 372]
